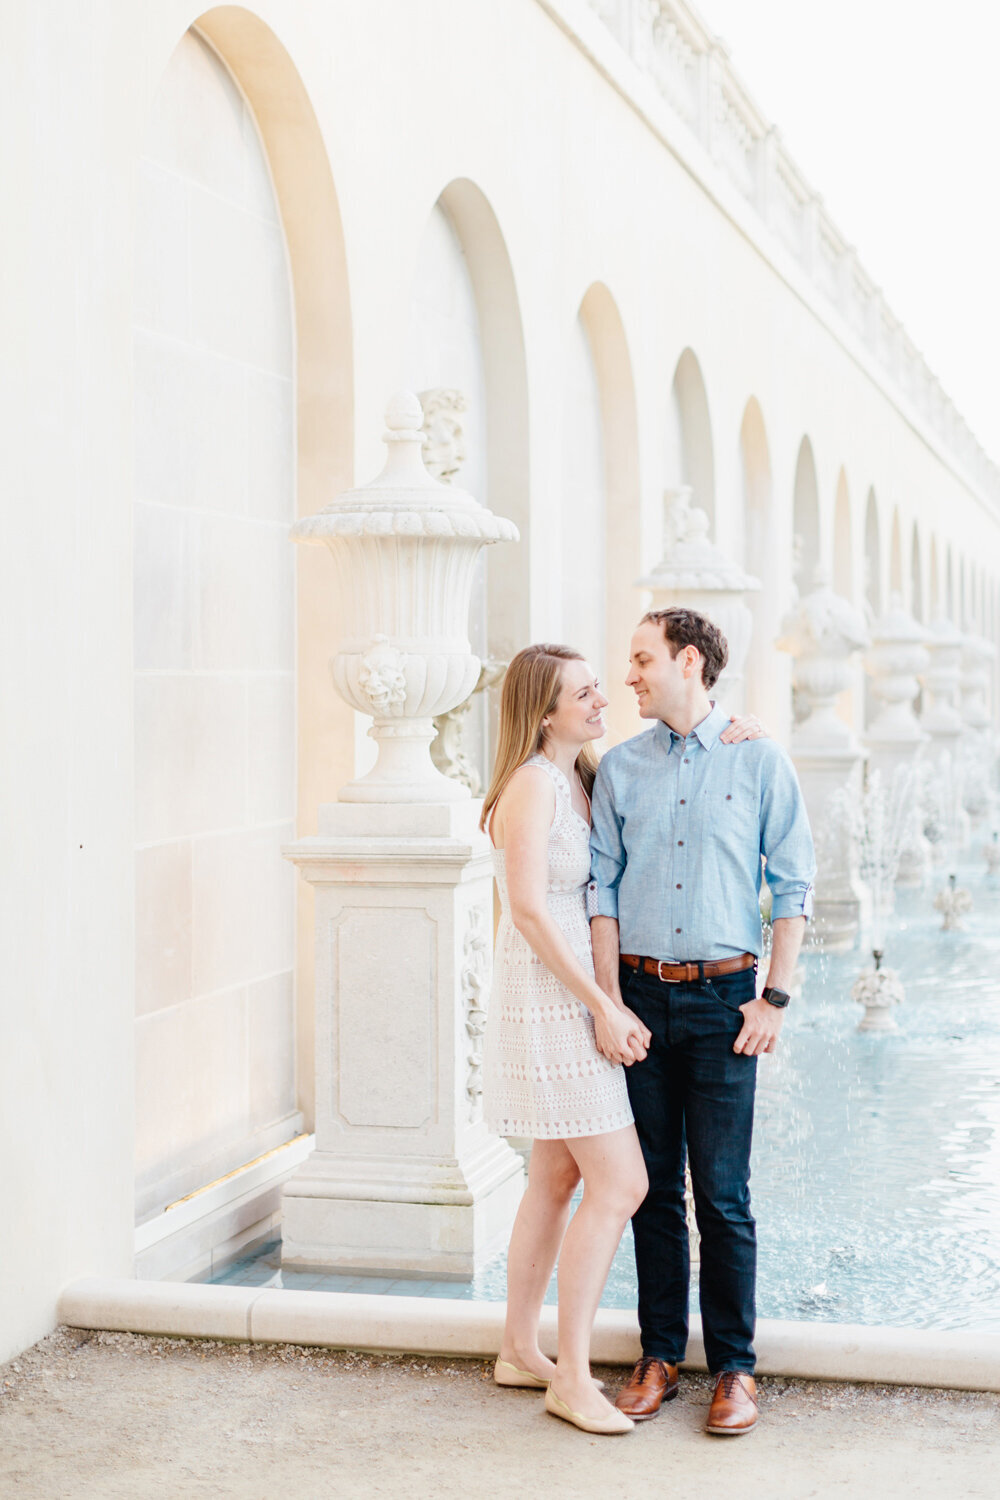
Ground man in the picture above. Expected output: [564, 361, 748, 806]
[588, 608, 815, 1436]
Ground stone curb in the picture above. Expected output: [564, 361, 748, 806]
[58, 1278, 1000, 1393]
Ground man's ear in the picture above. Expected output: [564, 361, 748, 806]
[682, 645, 701, 680]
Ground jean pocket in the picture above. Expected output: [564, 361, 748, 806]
[703, 980, 745, 1014]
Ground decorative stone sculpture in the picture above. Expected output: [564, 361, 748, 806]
[851, 951, 904, 1033]
[934, 872, 973, 931]
[431, 658, 507, 794]
[418, 387, 467, 484]
[636, 486, 760, 710]
[959, 630, 995, 735]
[919, 616, 965, 757]
[864, 597, 930, 760]
[282, 394, 524, 1278]
[292, 392, 517, 803]
[863, 597, 931, 885]
[777, 569, 870, 949]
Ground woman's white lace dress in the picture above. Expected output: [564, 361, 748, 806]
[483, 754, 634, 1140]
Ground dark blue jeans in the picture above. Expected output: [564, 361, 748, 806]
[620, 961, 758, 1375]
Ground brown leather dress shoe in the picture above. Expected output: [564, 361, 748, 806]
[614, 1357, 679, 1421]
[705, 1371, 758, 1435]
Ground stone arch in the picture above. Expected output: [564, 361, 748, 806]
[910, 522, 924, 623]
[668, 349, 715, 535]
[946, 545, 955, 618]
[833, 467, 853, 599]
[792, 437, 820, 589]
[740, 398, 786, 732]
[864, 488, 881, 617]
[929, 535, 941, 617]
[133, 10, 354, 1213]
[419, 178, 530, 668]
[889, 507, 904, 602]
[577, 282, 640, 743]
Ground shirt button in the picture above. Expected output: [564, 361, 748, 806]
[679, 798, 686, 805]
[675, 927, 682, 934]
[676, 883, 682, 889]
[726, 794, 732, 801]
[677, 840, 684, 846]
[683, 758, 689, 764]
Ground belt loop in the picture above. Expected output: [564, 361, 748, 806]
[697, 961, 704, 983]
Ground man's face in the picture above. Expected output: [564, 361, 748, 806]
[626, 621, 694, 721]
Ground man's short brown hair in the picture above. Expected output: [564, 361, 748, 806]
[639, 607, 729, 690]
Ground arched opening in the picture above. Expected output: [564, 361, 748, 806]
[431, 179, 530, 672]
[864, 489, 882, 618]
[667, 349, 715, 535]
[833, 468, 853, 598]
[929, 536, 941, 618]
[792, 437, 820, 590]
[889, 508, 904, 601]
[740, 398, 787, 733]
[946, 545, 955, 619]
[133, 12, 353, 1223]
[910, 523, 924, 622]
[578, 283, 640, 744]
[400, 196, 490, 781]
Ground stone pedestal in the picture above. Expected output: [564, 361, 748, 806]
[282, 801, 523, 1276]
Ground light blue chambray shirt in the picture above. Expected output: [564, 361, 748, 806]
[588, 701, 815, 962]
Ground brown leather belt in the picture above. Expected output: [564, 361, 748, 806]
[621, 952, 755, 984]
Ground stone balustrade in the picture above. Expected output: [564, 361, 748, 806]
[579, 0, 999, 508]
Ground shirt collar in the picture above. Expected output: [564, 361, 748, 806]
[654, 701, 729, 754]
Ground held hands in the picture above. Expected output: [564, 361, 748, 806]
[734, 997, 784, 1056]
[720, 713, 768, 743]
[594, 1003, 651, 1066]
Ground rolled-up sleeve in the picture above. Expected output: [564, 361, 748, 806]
[760, 749, 816, 921]
[588, 760, 625, 921]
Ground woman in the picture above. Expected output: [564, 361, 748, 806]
[481, 644, 650, 1436]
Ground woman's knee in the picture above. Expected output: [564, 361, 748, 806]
[528, 1144, 581, 1205]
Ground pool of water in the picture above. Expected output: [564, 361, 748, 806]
[195, 863, 1000, 1331]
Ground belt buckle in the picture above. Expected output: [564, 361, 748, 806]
[657, 960, 671, 983]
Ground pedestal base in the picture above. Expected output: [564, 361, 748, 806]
[283, 798, 525, 1280]
[281, 1139, 524, 1277]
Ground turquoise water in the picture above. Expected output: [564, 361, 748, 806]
[195, 863, 1000, 1331]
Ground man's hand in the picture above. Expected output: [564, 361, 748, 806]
[720, 713, 768, 743]
[733, 996, 784, 1056]
[594, 1004, 651, 1066]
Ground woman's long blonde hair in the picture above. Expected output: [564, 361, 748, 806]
[480, 644, 600, 833]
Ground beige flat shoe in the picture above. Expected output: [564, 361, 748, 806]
[493, 1358, 605, 1391]
[544, 1386, 634, 1435]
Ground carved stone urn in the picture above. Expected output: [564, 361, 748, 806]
[919, 616, 965, 755]
[777, 569, 870, 950]
[864, 596, 930, 762]
[777, 568, 870, 752]
[291, 391, 518, 802]
[636, 486, 760, 710]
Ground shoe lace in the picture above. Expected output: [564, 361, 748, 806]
[718, 1371, 751, 1400]
[634, 1357, 667, 1385]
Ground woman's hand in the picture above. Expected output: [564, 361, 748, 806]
[594, 1004, 651, 1066]
[721, 712, 768, 743]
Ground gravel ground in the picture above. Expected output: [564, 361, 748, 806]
[1, 1328, 999, 1499]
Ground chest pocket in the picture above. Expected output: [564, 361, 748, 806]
[701, 781, 759, 844]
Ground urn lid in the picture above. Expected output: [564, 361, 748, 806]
[291, 392, 518, 545]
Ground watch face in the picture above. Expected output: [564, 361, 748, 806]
[764, 987, 791, 1008]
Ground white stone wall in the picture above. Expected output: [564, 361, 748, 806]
[132, 32, 298, 1220]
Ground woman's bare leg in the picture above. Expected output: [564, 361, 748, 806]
[498, 1139, 581, 1378]
[551, 1125, 648, 1419]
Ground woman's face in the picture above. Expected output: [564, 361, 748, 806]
[543, 658, 608, 748]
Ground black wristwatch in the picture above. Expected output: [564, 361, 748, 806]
[761, 986, 791, 1009]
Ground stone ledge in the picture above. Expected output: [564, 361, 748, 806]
[57, 1279, 1000, 1393]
